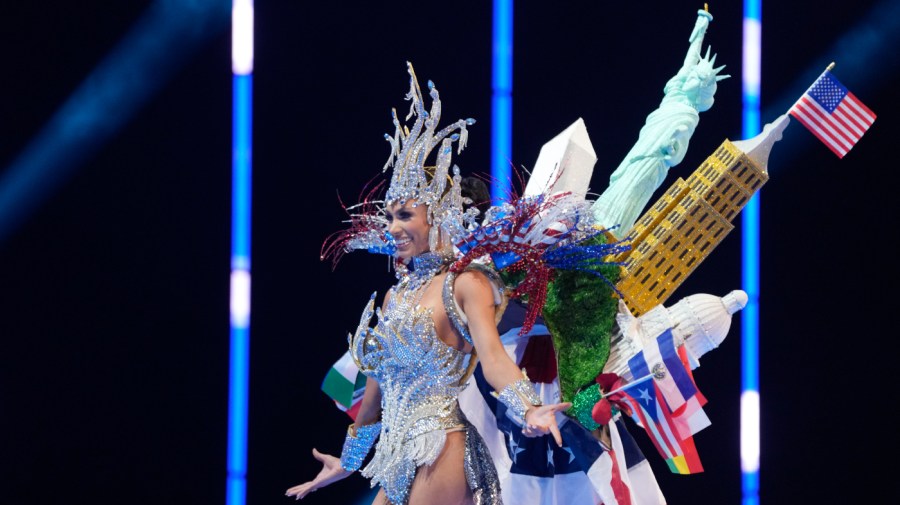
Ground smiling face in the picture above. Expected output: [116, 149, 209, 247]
[385, 200, 432, 260]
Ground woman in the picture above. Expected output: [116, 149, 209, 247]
[286, 64, 570, 505]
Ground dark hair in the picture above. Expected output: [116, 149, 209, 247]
[460, 176, 491, 221]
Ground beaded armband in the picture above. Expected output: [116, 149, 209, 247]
[493, 375, 542, 426]
[339, 422, 382, 472]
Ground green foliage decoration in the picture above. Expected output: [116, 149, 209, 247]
[542, 237, 622, 407]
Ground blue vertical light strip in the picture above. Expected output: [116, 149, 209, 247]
[741, 1, 761, 505]
[491, 0, 512, 204]
[228, 2, 253, 505]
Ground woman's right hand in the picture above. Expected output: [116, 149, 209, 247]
[284, 448, 353, 500]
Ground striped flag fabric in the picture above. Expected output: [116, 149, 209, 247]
[461, 355, 664, 505]
[671, 345, 710, 439]
[321, 350, 367, 421]
[618, 384, 704, 475]
[628, 330, 710, 438]
[788, 69, 876, 158]
[625, 339, 705, 474]
[455, 301, 665, 505]
[638, 329, 697, 412]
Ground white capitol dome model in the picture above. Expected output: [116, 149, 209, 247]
[604, 290, 748, 381]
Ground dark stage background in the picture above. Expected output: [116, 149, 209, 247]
[3, 2, 898, 504]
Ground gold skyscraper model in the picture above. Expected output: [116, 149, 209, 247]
[615, 138, 771, 316]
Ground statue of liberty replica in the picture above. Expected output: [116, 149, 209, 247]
[592, 8, 729, 238]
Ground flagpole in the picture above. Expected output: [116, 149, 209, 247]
[600, 372, 655, 398]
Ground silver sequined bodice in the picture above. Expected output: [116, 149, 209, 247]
[350, 270, 471, 504]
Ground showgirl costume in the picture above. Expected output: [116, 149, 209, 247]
[323, 63, 564, 505]
[347, 254, 505, 504]
[323, 57, 632, 503]
[321, 12, 747, 501]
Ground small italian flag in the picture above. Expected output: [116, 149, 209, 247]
[321, 350, 367, 420]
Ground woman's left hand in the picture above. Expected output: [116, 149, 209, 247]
[521, 402, 572, 446]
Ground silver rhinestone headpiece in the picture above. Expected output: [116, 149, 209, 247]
[382, 62, 476, 252]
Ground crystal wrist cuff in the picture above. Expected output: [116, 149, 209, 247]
[495, 377, 542, 426]
[339, 422, 381, 472]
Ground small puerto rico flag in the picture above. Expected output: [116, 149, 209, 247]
[789, 66, 876, 158]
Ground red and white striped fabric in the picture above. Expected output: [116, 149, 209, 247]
[789, 70, 876, 158]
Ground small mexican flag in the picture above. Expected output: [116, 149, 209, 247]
[321, 350, 367, 420]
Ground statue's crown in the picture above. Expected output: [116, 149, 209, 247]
[694, 46, 729, 86]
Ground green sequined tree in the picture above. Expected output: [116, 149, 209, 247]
[542, 239, 621, 407]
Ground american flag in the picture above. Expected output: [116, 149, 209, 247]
[789, 69, 876, 158]
[457, 307, 667, 505]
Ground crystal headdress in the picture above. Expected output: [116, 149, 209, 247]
[382, 62, 476, 252]
[321, 62, 478, 264]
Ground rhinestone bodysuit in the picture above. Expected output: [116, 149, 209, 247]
[350, 253, 502, 505]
